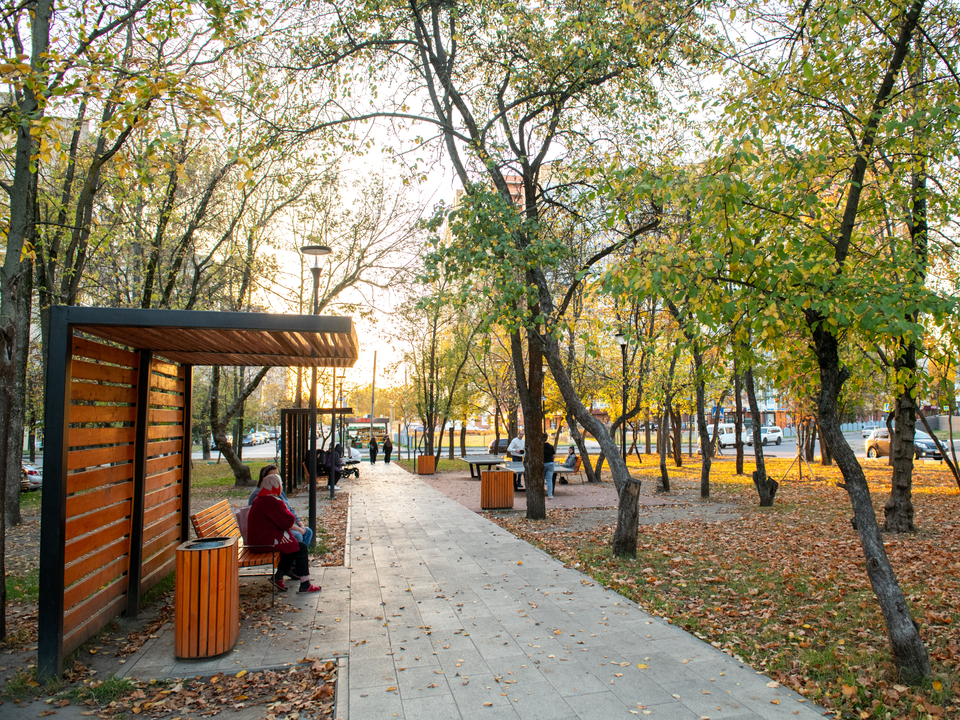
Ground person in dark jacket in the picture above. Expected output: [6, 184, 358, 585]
[248, 475, 320, 593]
[544, 441, 556, 498]
[382, 436, 393, 464]
[369, 437, 379, 464]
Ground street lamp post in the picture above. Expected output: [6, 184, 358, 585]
[615, 331, 627, 463]
[300, 244, 331, 544]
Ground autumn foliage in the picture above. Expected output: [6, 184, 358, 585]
[489, 457, 960, 720]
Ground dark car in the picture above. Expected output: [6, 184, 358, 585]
[865, 428, 942, 460]
[487, 438, 511, 455]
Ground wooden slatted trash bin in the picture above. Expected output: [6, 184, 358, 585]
[417, 454, 436, 475]
[175, 536, 239, 659]
[480, 471, 514, 509]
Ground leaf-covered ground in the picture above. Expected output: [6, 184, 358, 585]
[1, 482, 348, 719]
[486, 456, 960, 720]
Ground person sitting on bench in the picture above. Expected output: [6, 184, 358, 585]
[556, 446, 577, 484]
[248, 464, 313, 547]
[248, 475, 320, 593]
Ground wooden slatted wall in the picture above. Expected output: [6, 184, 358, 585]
[140, 358, 185, 592]
[63, 337, 139, 654]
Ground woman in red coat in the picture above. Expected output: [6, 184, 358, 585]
[248, 475, 320, 593]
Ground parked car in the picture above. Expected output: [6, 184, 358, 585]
[21, 462, 42, 492]
[242, 433, 258, 446]
[488, 438, 512, 455]
[760, 426, 783, 445]
[861, 421, 883, 438]
[715, 423, 753, 448]
[865, 428, 942, 460]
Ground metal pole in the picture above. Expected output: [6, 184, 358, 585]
[621, 343, 627, 463]
[308, 265, 321, 545]
[370, 350, 377, 440]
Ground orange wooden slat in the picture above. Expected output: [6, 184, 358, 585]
[66, 482, 134, 519]
[64, 576, 126, 636]
[71, 382, 137, 404]
[146, 438, 182, 457]
[68, 426, 136, 448]
[65, 518, 130, 566]
[67, 444, 135, 471]
[69, 405, 138, 425]
[65, 501, 131, 543]
[150, 373, 184, 393]
[64, 551, 128, 609]
[66, 464, 134, 495]
[72, 337, 139, 367]
[148, 408, 183, 424]
[144, 483, 180, 511]
[63, 586, 126, 655]
[149, 390, 184, 408]
[151, 359, 181, 377]
[147, 425, 183, 441]
[71, 359, 138, 386]
[146, 467, 182, 493]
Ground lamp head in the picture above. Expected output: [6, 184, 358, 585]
[614, 331, 627, 346]
[300, 244, 332, 268]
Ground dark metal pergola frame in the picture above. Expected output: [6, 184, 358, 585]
[38, 306, 358, 681]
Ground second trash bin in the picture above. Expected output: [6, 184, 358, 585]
[175, 536, 239, 659]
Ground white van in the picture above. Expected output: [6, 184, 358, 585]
[715, 423, 753, 449]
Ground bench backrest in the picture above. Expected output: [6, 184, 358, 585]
[574, 456, 583, 472]
[191, 499, 241, 540]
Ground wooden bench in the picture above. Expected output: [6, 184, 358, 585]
[555, 456, 584, 485]
[190, 499, 279, 601]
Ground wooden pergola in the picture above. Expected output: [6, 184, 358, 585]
[38, 307, 359, 680]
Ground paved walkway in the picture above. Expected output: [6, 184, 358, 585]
[119, 462, 825, 719]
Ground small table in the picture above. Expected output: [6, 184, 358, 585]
[498, 462, 526, 492]
[459, 454, 507, 479]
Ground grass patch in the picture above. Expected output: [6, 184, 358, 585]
[20, 489, 42, 513]
[6, 566, 39, 602]
[141, 571, 175, 608]
[65, 675, 135, 706]
[309, 530, 331, 556]
[2, 668, 45, 701]
[191, 460, 274, 489]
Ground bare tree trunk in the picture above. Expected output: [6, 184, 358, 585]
[210, 365, 270, 486]
[818, 419, 833, 465]
[645, 410, 651, 454]
[811, 321, 930, 682]
[692, 345, 711, 499]
[657, 403, 670, 492]
[670, 405, 682, 467]
[884, 385, 917, 532]
[567, 411, 598, 483]
[734, 370, 744, 475]
[744, 365, 777, 506]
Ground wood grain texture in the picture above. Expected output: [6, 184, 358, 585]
[480, 471, 515, 509]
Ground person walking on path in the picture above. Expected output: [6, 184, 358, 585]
[369, 436, 379, 464]
[382, 436, 393, 464]
[507, 430, 525, 460]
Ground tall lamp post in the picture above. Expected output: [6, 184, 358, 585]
[301, 244, 331, 544]
[615, 331, 627, 463]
